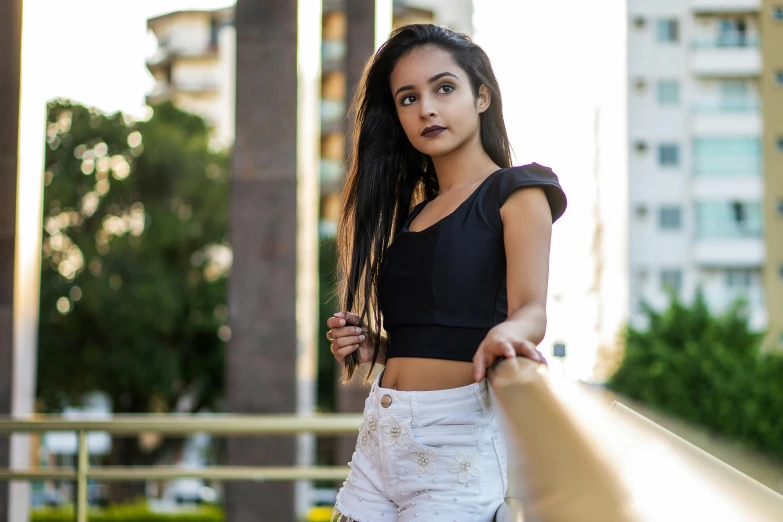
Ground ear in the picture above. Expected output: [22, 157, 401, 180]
[477, 84, 491, 114]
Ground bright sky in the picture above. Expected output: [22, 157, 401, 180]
[22, 0, 626, 380]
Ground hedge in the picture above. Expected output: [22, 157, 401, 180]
[608, 291, 783, 460]
[31, 504, 223, 522]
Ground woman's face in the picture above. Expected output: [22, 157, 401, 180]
[389, 45, 490, 158]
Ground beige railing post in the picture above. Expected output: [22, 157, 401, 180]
[76, 430, 89, 522]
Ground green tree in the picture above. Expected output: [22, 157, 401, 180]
[609, 291, 783, 459]
[38, 100, 229, 479]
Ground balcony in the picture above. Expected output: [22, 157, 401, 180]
[692, 97, 759, 113]
[691, 98, 761, 134]
[146, 43, 219, 74]
[694, 238, 764, 266]
[319, 159, 343, 185]
[690, 0, 760, 14]
[690, 35, 760, 77]
[174, 78, 220, 93]
[693, 200, 764, 266]
[320, 99, 346, 134]
[322, 39, 346, 73]
[692, 137, 761, 178]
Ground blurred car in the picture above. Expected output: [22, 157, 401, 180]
[162, 478, 217, 504]
[30, 488, 66, 508]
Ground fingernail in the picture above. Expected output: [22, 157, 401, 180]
[339, 319, 345, 325]
[354, 327, 361, 333]
[334, 312, 343, 317]
[359, 335, 365, 341]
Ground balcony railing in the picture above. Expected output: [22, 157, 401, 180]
[3, 358, 783, 522]
[692, 98, 760, 113]
[691, 33, 759, 48]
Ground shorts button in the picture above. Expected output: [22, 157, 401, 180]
[381, 394, 392, 408]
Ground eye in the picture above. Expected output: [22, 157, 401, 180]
[438, 83, 455, 94]
[400, 95, 417, 106]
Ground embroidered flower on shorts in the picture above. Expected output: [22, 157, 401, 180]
[364, 412, 378, 433]
[449, 451, 481, 484]
[381, 417, 408, 447]
[409, 447, 439, 475]
[357, 428, 370, 454]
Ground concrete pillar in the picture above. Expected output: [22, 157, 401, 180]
[226, 0, 299, 520]
[335, 0, 379, 467]
[0, 0, 24, 520]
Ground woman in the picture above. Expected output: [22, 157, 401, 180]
[325, 24, 567, 522]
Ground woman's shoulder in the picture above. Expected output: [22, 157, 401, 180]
[487, 163, 567, 223]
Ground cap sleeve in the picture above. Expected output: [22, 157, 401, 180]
[497, 163, 567, 223]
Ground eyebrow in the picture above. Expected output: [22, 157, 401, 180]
[393, 71, 459, 98]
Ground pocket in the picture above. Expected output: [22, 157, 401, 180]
[490, 431, 509, 495]
[408, 411, 478, 453]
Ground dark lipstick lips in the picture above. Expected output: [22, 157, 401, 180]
[421, 125, 446, 137]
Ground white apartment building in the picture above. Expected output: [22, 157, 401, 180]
[146, 7, 237, 150]
[626, 0, 780, 332]
[145, 1, 472, 153]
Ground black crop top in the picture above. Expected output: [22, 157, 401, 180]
[377, 163, 567, 362]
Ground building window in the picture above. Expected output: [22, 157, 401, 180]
[777, 136, 783, 152]
[773, 7, 783, 21]
[693, 137, 761, 176]
[776, 200, 783, 216]
[658, 144, 680, 166]
[657, 80, 680, 104]
[775, 71, 783, 86]
[695, 200, 762, 238]
[718, 18, 749, 47]
[658, 206, 682, 230]
[779, 265, 783, 279]
[724, 269, 753, 289]
[656, 19, 679, 42]
[660, 269, 683, 295]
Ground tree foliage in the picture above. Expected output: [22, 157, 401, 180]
[609, 291, 783, 459]
[38, 100, 230, 416]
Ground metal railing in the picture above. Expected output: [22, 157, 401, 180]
[4, 357, 783, 521]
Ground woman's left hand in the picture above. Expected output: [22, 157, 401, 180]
[473, 322, 547, 382]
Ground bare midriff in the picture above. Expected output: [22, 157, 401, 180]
[379, 357, 476, 391]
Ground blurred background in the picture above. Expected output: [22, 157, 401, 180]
[1, 0, 782, 520]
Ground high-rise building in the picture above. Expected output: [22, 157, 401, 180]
[146, 7, 236, 150]
[144, 1, 473, 235]
[627, 0, 783, 349]
[318, 0, 473, 237]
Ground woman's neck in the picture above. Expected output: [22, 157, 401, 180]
[430, 135, 500, 193]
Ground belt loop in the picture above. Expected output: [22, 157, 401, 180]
[475, 379, 490, 415]
[411, 393, 420, 425]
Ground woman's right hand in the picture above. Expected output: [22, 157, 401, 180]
[326, 311, 373, 364]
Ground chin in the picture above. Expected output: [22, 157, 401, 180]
[412, 140, 459, 158]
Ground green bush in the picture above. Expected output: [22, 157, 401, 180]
[608, 290, 783, 460]
[31, 503, 223, 522]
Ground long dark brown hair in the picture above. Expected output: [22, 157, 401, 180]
[336, 24, 512, 382]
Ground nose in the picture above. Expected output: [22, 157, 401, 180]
[418, 94, 437, 119]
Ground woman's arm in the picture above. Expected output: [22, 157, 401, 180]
[473, 186, 552, 380]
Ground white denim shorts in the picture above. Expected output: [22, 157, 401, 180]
[332, 369, 509, 522]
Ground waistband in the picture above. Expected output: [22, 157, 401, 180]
[369, 369, 492, 423]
